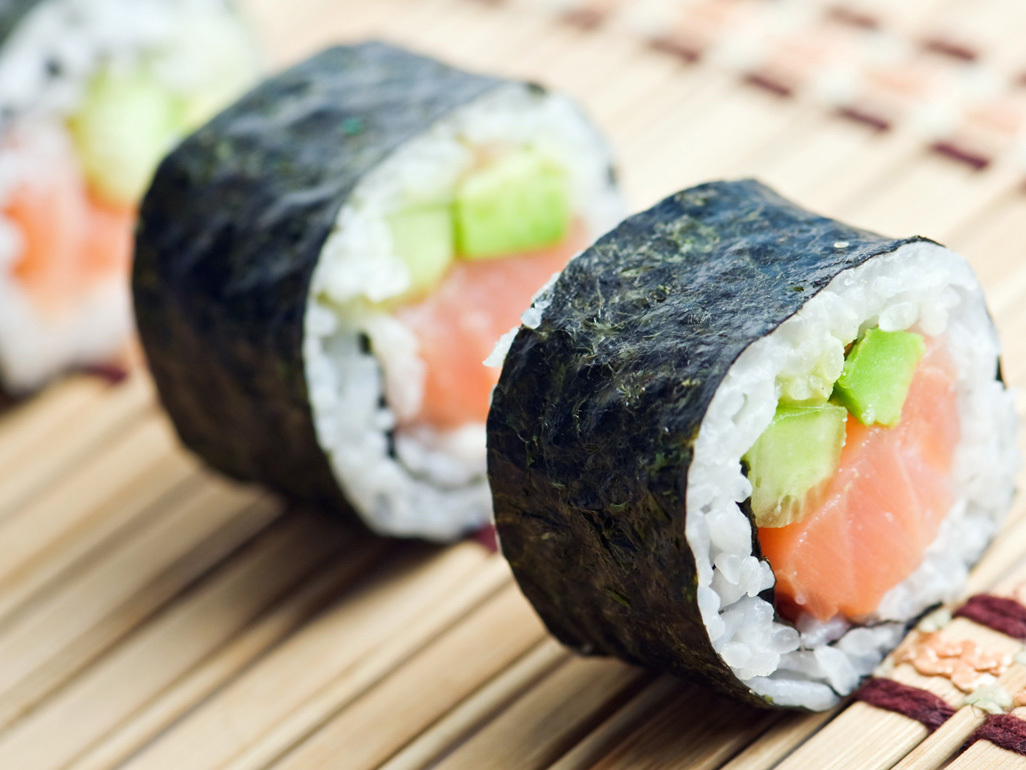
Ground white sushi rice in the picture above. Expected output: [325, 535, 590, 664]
[0, 0, 252, 121]
[304, 84, 624, 540]
[0, 0, 258, 393]
[686, 240, 1018, 710]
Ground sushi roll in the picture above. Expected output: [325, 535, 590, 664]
[133, 43, 624, 541]
[0, 0, 260, 393]
[488, 180, 1018, 710]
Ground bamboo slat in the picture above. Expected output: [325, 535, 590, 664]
[0, 376, 152, 518]
[552, 679, 780, 770]
[0, 378, 106, 471]
[0, 416, 193, 622]
[218, 556, 519, 770]
[378, 641, 570, 770]
[117, 544, 494, 770]
[431, 656, 649, 770]
[890, 707, 991, 770]
[717, 711, 837, 770]
[272, 581, 547, 770]
[0, 508, 355, 770]
[547, 677, 705, 770]
[774, 704, 931, 770]
[67, 541, 393, 770]
[950, 740, 1026, 770]
[0, 482, 280, 730]
[966, 514, 1026, 592]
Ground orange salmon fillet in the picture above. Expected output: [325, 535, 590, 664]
[396, 219, 587, 429]
[6, 125, 134, 313]
[759, 341, 960, 622]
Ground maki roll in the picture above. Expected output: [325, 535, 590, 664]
[133, 44, 623, 541]
[0, 0, 260, 393]
[488, 180, 1018, 709]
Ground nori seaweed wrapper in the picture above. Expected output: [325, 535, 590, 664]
[0, 0, 42, 132]
[488, 179, 927, 706]
[0, 0, 40, 50]
[133, 43, 510, 517]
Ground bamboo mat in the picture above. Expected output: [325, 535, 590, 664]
[4, 0, 1026, 767]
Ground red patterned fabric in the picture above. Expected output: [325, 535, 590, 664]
[955, 594, 1026, 640]
[852, 677, 954, 731]
[472, 524, 498, 553]
[965, 713, 1026, 757]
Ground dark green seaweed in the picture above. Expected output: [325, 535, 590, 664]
[0, 0, 43, 130]
[0, 0, 39, 50]
[488, 180, 927, 706]
[133, 43, 508, 518]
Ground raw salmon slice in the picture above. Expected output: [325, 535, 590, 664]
[6, 125, 135, 312]
[758, 342, 960, 622]
[396, 219, 587, 429]
[7, 136, 87, 310]
[81, 190, 135, 276]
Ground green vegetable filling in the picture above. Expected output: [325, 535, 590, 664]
[744, 404, 847, 528]
[387, 205, 455, 297]
[68, 67, 186, 206]
[67, 10, 260, 207]
[745, 326, 928, 528]
[454, 149, 570, 259]
[832, 328, 926, 427]
[384, 148, 572, 297]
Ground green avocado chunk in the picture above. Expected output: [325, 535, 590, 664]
[387, 205, 455, 296]
[744, 403, 847, 528]
[69, 67, 186, 207]
[454, 149, 570, 259]
[832, 328, 926, 427]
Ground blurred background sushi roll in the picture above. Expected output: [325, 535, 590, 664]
[488, 179, 1018, 710]
[0, 0, 261, 394]
[133, 43, 624, 541]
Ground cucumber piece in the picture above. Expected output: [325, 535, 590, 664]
[744, 404, 847, 528]
[832, 328, 925, 427]
[455, 149, 570, 259]
[387, 205, 454, 296]
[69, 67, 186, 206]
